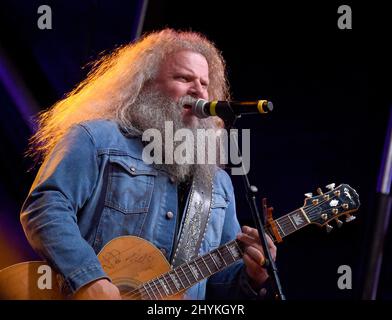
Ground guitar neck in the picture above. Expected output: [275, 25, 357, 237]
[135, 207, 309, 299]
[135, 239, 243, 299]
[272, 207, 311, 240]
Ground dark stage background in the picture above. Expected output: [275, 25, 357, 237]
[0, 1, 390, 299]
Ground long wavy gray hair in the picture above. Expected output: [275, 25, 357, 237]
[28, 28, 230, 164]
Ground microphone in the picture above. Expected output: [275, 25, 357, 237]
[184, 98, 273, 119]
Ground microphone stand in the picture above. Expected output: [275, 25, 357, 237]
[362, 106, 392, 299]
[223, 113, 286, 300]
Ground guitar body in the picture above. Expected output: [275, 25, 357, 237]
[0, 184, 360, 300]
[0, 236, 183, 300]
[0, 261, 63, 299]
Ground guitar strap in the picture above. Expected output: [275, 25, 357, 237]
[170, 172, 214, 268]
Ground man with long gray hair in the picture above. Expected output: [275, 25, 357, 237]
[21, 29, 276, 299]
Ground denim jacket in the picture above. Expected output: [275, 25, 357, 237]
[20, 120, 260, 299]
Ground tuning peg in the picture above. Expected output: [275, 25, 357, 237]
[305, 193, 313, 198]
[326, 224, 333, 233]
[317, 188, 323, 195]
[345, 215, 356, 223]
[335, 218, 343, 228]
[326, 183, 336, 191]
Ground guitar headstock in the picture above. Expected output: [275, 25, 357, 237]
[302, 183, 360, 232]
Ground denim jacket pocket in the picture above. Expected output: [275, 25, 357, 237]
[104, 155, 157, 214]
[205, 192, 229, 249]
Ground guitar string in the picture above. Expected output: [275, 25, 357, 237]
[275, 200, 343, 233]
[122, 247, 237, 299]
[122, 249, 236, 299]
[134, 239, 243, 299]
[122, 190, 356, 299]
[276, 193, 351, 228]
[275, 203, 353, 237]
[131, 198, 352, 296]
[266, 193, 356, 237]
[278, 202, 343, 231]
[124, 196, 354, 299]
[274, 196, 337, 228]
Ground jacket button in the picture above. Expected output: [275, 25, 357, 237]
[130, 167, 136, 173]
[166, 211, 174, 219]
[160, 248, 167, 255]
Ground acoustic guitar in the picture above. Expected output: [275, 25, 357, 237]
[0, 183, 360, 299]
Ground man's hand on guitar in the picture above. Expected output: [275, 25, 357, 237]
[72, 278, 122, 300]
[237, 225, 277, 291]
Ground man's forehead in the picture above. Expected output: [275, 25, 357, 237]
[166, 50, 209, 75]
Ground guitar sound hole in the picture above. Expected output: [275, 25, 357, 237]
[114, 279, 142, 300]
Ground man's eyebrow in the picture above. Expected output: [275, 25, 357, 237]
[172, 66, 209, 84]
[200, 77, 209, 85]
[172, 65, 194, 75]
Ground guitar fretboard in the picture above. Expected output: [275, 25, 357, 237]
[128, 208, 311, 299]
[274, 208, 311, 238]
[131, 239, 243, 299]
[121, 184, 359, 300]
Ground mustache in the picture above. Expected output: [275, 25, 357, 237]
[178, 95, 197, 109]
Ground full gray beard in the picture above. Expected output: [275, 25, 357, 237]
[121, 89, 219, 183]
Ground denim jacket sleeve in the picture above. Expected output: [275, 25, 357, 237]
[20, 124, 109, 295]
[205, 171, 265, 300]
